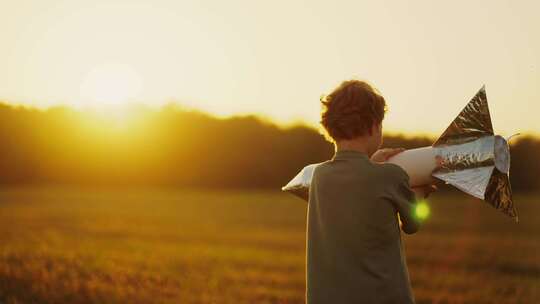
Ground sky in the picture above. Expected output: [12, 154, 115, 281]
[0, 0, 538, 136]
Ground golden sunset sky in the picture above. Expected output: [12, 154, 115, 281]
[0, 0, 538, 136]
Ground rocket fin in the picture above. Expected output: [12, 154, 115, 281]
[433, 166, 495, 200]
[281, 163, 319, 201]
[484, 169, 517, 220]
[434, 86, 494, 147]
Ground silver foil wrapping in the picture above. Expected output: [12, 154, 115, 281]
[432, 86, 516, 220]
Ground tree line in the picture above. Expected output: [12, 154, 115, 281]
[0, 102, 538, 191]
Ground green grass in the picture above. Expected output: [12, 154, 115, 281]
[0, 187, 538, 303]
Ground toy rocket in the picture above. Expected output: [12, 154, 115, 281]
[282, 86, 518, 221]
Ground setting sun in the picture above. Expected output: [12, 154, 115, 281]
[79, 63, 143, 109]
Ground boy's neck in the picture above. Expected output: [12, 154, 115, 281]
[335, 138, 371, 156]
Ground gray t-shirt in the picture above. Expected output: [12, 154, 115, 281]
[306, 149, 420, 304]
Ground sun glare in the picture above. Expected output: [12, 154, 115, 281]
[79, 64, 143, 109]
[77, 64, 146, 127]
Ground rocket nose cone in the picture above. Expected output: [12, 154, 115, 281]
[494, 135, 510, 174]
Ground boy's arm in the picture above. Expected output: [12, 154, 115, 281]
[397, 184, 437, 232]
[389, 170, 422, 234]
[383, 153, 441, 233]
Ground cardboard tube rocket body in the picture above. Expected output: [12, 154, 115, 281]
[385, 147, 438, 187]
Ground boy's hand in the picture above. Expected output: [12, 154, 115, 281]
[370, 147, 405, 163]
[435, 155, 445, 169]
[412, 184, 438, 199]
[412, 155, 444, 199]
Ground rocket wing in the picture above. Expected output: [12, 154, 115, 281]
[433, 86, 494, 147]
[484, 169, 517, 221]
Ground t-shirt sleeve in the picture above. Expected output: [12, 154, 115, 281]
[384, 164, 421, 234]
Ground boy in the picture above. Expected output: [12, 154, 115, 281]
[307, 80, 437, 303]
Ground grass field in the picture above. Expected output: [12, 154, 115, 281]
[0, 187, 538, 303]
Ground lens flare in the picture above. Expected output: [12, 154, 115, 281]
[415, 200, 431, 220]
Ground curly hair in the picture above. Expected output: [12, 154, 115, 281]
[320, 80, 387, 142]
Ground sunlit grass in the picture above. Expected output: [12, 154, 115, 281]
[0, 188, 538, 303]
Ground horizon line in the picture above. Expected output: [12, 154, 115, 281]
[0, 99, 538, 140]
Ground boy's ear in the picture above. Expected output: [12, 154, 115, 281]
[369, 122, 379, 136]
